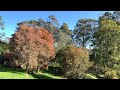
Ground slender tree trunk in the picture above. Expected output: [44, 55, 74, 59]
[82, 35, 85, 48]
[105, 29, 108, 64]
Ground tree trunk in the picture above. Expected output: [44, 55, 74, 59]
[105, 29, 108, 65]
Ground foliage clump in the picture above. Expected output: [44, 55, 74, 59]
[104, 69, 118, 79]
[56, 45, 93, 79]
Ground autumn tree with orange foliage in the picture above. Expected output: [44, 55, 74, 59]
[9, 24, 55, 72]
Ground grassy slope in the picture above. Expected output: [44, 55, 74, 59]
[0, 64, 65, 79]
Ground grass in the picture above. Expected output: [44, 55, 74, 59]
[0, 64, 65, 79]
[85, 74, 98, 79]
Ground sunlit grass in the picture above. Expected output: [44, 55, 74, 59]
[0, 64, 65, 79]
[0, 72, 35, 79]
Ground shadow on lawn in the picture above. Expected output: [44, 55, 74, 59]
[0, 64, 53, 79]
[0, 64, 25, 73]
[43, 66, 63, 76]
[30, 73, 53, 79]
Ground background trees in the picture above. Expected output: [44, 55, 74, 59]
[17, 15, 72, 54]
[0, 16, 9, 65]
[0, 16, 5, 43]
[0, 16, 9, 54]
[0, 16, 4, 31]
[54, 23, 72, 53]
[0, 11, 120, 79]
[70, 11, 120, 79]
[93, 18, 120, 66]
[60, 23, 72, 35]
[89, 11, 120, 78]
[73, 19, 98, 48]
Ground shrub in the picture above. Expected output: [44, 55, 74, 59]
[9, 24, 55, 72]
[0, 41, 9, 54]
[87, 65, 107, 77]
[0, 41, 9, 64]
[116, 70, 120, 79]
[56, 45, 93, 79]
[104, 69, 118, 79]
[0, 52, 4, 64]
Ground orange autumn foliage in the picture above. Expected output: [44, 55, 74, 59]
[9, 24, 55, 72]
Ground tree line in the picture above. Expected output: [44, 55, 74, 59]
[0, 11, 120, 79]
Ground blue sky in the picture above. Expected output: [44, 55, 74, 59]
[0, 11, 113, 38]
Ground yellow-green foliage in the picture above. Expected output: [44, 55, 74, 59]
[84, 74, 98, 79]
[104, 69, 118, 79]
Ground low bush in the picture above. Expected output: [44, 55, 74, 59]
[104, 69, 118, 79]
[56, 45, 93, 79]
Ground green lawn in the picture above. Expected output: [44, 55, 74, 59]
[0, 64, 65, 79]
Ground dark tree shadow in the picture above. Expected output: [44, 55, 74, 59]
[43, 66, 63, 76]
[30, 73, 53, 79]
[0, 64, 26, 74]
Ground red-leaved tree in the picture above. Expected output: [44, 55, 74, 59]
[9, 24, 55, 72]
